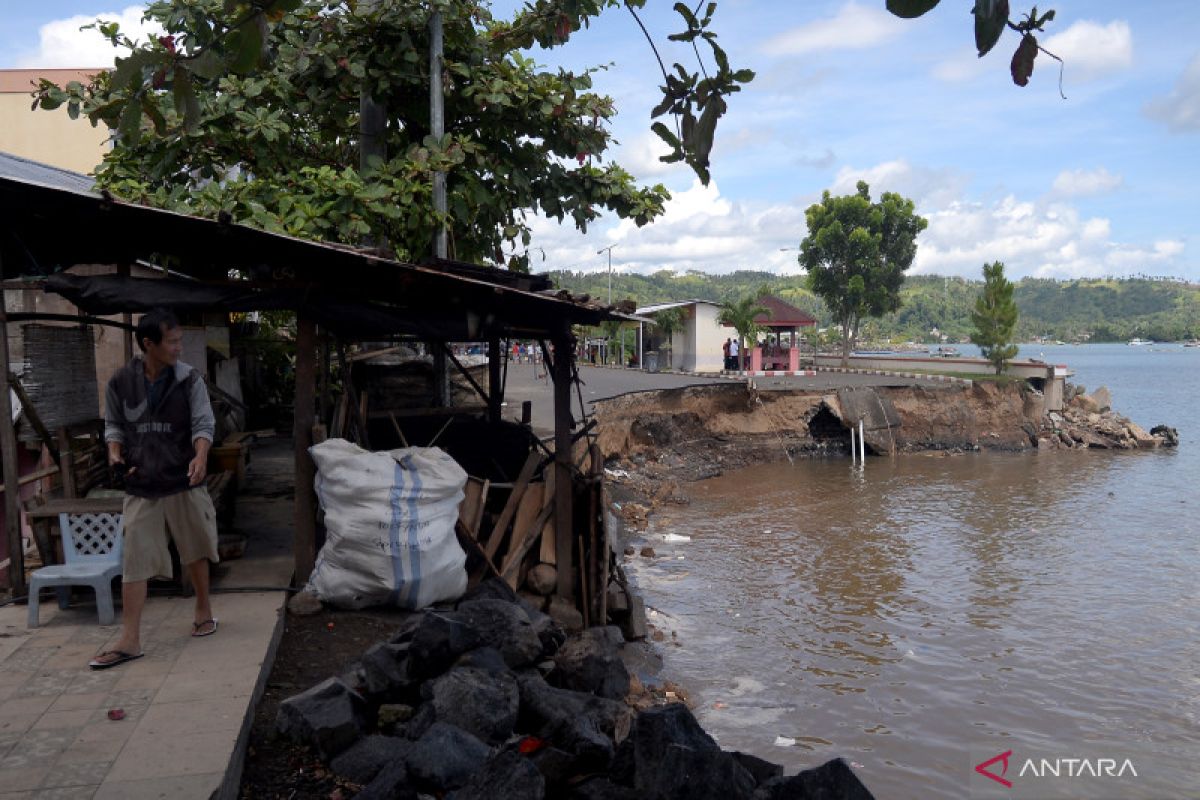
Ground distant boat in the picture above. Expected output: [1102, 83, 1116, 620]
[931, 346, 961, 357]
[1184, 340, 1200, 348]
[1128, 338, 1153, 346]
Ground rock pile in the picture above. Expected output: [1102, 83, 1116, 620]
[275, 578, 875, 799]
[1039, 385, 1179, 450]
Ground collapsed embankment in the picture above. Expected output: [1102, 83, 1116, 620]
[592, 380, 1178, 526]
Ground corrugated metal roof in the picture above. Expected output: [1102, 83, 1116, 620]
[0, 151, 94, 194]
[636, 299, 721, 314]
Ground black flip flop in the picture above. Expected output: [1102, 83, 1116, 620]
[88, 650, 144, 670]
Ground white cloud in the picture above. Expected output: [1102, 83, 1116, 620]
[15, 6, 162, 68]
[830, 159, 969, 210]
[914, 195, 1185, 279]
[1042, 20, 1133, 82]
[1144, 52, 1200, 133]
[525, 157, 1188, 282]
[522, 180, 814, 277]
[1050, 167, 1123, 197]
[762, 3, 905, 57]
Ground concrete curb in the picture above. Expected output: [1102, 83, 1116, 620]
[219, 590, 290, 800]
[811, 365, 974, 386]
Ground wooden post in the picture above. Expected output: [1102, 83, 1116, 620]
[293, 315, 318, 585]
[56, 428, 75, 499]
[118, 263, 133, 362]
[488, 336, 502, 423]
[319, 332, 331, 426]
[551, 329, 574, 600]
[0, 306, 25, 595]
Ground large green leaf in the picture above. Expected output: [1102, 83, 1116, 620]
[886, 0, 941, 19]
[973, 0, 1009, 57]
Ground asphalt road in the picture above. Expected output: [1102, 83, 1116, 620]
[500, 364, 949, 435]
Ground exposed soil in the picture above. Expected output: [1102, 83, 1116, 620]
[239, 605, 418, 800]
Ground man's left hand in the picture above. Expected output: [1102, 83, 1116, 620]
[188, 454, 207, 486]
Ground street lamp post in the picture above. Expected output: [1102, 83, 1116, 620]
[597, 245, 616, 306]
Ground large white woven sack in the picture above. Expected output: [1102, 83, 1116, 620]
[305, 438, 468, 609]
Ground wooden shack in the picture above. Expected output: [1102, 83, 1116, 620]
[0, 174, 628, 626]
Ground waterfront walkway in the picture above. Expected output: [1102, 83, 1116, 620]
[0, 441, 295, 799]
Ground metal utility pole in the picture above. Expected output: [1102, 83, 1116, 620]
[596, 245, 616, 306]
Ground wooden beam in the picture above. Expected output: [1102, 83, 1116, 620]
[293, 314, 318, 586]
[488, 336, 502, 423]
[552, 330, 574, 601]
[56, 428, 75, 499]
[118, 263, 133, 362]
[442, 344, 489, 406]
[0, 463, 58, 494]
[0, 307, 26, 595]
[482, 449, 541, 562]
[7, 373, 58, 461]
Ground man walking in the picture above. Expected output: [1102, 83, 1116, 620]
[90, 309, 220, 668]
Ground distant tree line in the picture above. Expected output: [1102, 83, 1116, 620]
[549, 271, 1200, 343]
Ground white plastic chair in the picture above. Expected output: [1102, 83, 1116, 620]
[27, 512, 124, 627]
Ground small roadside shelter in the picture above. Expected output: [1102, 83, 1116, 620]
[635, 300, 724, 373]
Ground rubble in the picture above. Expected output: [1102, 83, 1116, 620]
[272, 579, 875, 800]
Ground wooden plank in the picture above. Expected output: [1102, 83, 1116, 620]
[387, 411, 409, 447]
[0, 463, 59, 494]
[455, 519, 501, 581]
[471, 479, 490, 536]
[552, 331, 574, 601]
[0, 306, 25, 594]
[499, 483, 543, 575]
[458, 477, 485, 532]
[501, 493, 554, 589]
[293, 315, 318, 586]
[24, 497, 124, 520]
[482, 449, 541, 562]
[488, 337, 502, 423]
[7, 373, 58, 460]
[347, 344, 403, 362]
[539, 466, 556, 565]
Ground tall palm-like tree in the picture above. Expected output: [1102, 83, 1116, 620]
[718, 295, 770, 372]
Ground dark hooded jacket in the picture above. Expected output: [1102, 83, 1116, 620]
[103, 357, 215, 498]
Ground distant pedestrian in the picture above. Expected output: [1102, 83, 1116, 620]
[722, 338, 732, 370]
[729, 338, 740, 371]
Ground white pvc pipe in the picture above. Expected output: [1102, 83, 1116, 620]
[859, 419, 866, 462]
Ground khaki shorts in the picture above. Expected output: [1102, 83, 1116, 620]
[122, 488, 219, 582]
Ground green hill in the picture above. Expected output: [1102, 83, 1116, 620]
[546, 270, 1200, 342]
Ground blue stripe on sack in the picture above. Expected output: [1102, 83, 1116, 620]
[388, 460, 407, 605]
[402, 454, 423, 608]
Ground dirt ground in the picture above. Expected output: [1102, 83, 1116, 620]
[239, 604, 418, 799]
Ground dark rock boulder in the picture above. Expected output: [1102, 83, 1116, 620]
[354, 759, 417, 800]
[526, 605, 567, 657]
[448, 749, 546, 800]
[407, 610, 484, 681]
[457, 598, 545, 669]
[275, 677, 366, 759]
[427, 666, 520, 745]
[328, 734, 409, 784]
[629, 703, 756, 800]
[405, 721, 492, 792]
[753, 758, 875, 800]
[732, 752, 785, 786]
[360, 641, 415, 701]
[1151, 424, 1179, 447]
[454, 645, 513, 676]
[566, 776, 642, 799]
[457, 575, 520, 605]
[550, 626, 630, 700]
[516, 672, 633, 768]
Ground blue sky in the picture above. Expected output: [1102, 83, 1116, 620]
[4, 1, 1198, 281]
